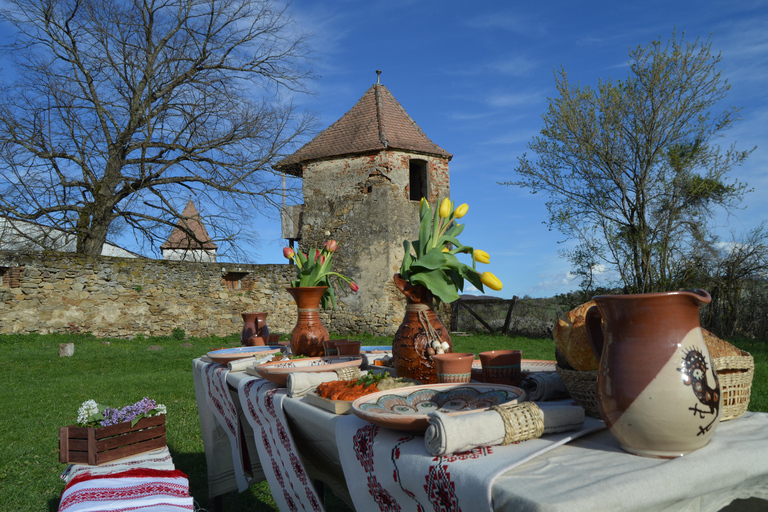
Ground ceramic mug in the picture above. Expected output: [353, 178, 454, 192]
[432, 352, 475, 383]
[479, 350, 522, 385]
[334, 340, 362, 356]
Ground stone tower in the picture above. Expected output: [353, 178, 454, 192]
[276, 78, 451, 335]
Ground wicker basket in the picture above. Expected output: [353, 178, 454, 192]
[713, 349, 754, 421]
[555, 365, 600, 418]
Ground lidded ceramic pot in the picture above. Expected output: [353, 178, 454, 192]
[586, 290, 720, 458]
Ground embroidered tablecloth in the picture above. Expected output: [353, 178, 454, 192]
[239, 377, 324, 511]
[199, 362, 250, 492]
[336, 413, 604, 512]
[58, 468, 193, 512]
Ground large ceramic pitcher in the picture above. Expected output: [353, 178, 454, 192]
[586, 290, 720, 458]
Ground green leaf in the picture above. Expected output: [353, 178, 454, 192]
[411, 269, 460, 303]
[400, 240, 414, 277]
[411, 249, 463, 272]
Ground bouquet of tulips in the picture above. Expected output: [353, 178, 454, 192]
[399, 198, 502, 303]
[283, 240, 358, 309]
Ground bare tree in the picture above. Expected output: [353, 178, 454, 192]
[504, 33, 754, 293]
[0, 0, 315, 257]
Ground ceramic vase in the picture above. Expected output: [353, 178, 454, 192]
[241, 312, 270, 346]
[287, 286, 330, 357]
[586, 289, 720, 458]
[391, 273, 452, 384]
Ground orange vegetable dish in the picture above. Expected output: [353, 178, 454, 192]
[316, 380, 379, 401]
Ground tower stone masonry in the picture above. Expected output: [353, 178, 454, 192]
[276, 80, 452, 335]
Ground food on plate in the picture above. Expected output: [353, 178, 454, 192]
[553, 301, 599, 371]
[702, 329, 742, 359]
[316, 374, 419, 401]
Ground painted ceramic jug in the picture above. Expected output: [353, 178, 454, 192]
[586, 290, 720, 458]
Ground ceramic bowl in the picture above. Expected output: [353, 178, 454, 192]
[351, 383, 525, 432]
[253, 356, 363, 386]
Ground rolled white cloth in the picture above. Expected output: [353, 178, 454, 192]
[425, 402, 585, 456]
[287, 372, 340, 397]
[522, 372, 569, 401]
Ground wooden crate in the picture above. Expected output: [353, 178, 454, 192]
[59, 415, 166, 465]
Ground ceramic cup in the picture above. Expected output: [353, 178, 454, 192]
[334, 340, 362, 356]
[432, 352, 475, 384]
[479, 350, 522, 385]
[244, 336, 267, 347]
[322, 340, 340, 356]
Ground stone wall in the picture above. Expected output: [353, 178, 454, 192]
[0, 251, 413, 338]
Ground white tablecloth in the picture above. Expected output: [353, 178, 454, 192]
[193, 358, 768, 511]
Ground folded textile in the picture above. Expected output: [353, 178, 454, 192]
[227, 352, 277, 372]
[521, 371, 569, 401]
[287, 371, 339, 397]
[425, 401, 585, 456]
[58, 468, 193, 512]
[60, 447, 175, 484]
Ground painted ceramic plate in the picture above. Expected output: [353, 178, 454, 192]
[253, 356, 363, 386]
[207, 346, 282, 365]
[351, 383, 525, 432]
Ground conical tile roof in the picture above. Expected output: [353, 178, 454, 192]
[160, 201, 217, 250]
[276, 83, 451, 175]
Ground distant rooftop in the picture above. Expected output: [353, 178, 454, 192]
[160, 201, 217, 250]
[276, 80, 451, 176]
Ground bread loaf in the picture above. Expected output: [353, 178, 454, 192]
[553, 301, 599, 371]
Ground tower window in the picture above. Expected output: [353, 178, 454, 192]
[409, 159, 428, 201]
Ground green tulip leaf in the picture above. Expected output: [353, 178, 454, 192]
[411, 269, 460, 303]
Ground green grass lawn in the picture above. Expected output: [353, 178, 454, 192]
[0, 331, 764, 511]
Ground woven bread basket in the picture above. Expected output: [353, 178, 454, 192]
[713, 349, 754, 421]
[555, 365, 600, 418]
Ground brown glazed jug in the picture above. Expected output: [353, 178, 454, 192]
[586, 290, 720, 458]
[241, 312, 270, 346]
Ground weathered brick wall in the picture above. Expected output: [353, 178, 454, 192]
[0, 251, 407, 338]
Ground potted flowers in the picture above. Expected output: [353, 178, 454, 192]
[59, 398, 167, 465]
[282, 240, 358, 356]
[393, 198, 503, 383]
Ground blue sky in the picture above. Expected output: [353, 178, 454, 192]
[248, 0, 766, 299]
[2, 0, 764, 299]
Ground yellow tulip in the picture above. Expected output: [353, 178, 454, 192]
[481, 271, 503, 291]
[420, 197, 429, 209]
[454, 203, 468, 218]
[474, 249, 490, 264]
[442, 247, 450, 253]
[439, 198, 452, 218]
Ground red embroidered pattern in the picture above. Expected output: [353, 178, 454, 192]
[353, 424, 402, 512]
[60, 481, 190, 510]
[424, 463, 460, 512]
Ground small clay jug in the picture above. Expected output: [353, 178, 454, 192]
[241, 312, 270, 346]
[287, 286, 330, 357]
[586, 290, 720, 458]
[391, 274, 452, 384]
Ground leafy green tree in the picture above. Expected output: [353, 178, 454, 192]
[0, 0, 314, 257]
[504, 33, 754, 293]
